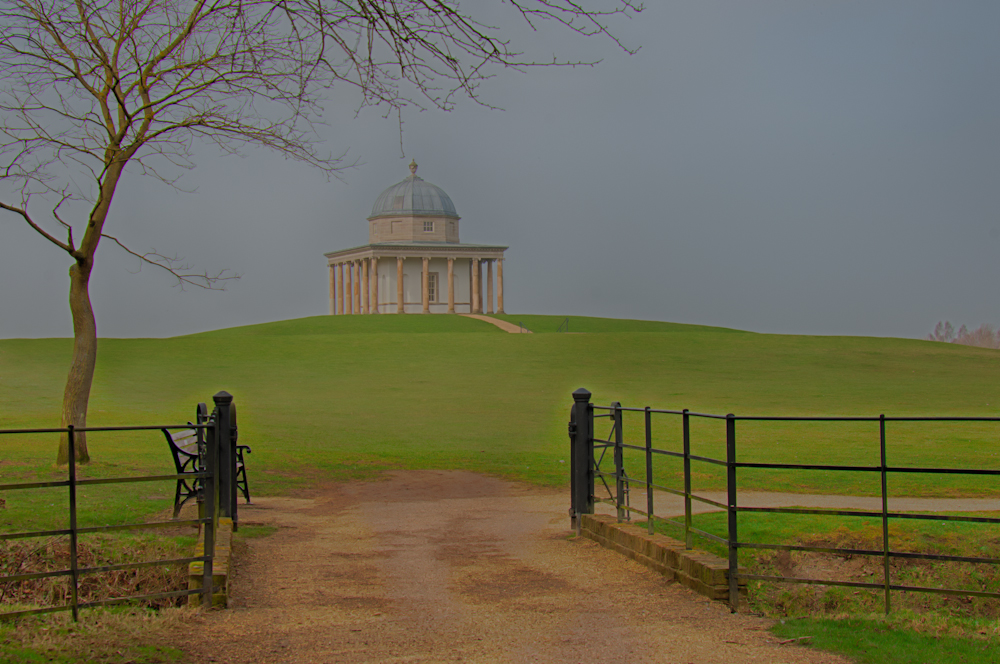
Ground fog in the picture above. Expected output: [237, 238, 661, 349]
[3, 1, 999, 339]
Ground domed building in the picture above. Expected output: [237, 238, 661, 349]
[324, 161, 508, 314]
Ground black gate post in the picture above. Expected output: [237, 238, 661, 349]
[213, 391, 235, 521]
[229, 403, 239, 531]
[613, 402, 625, 523]
[569, 388, 594, 532]
[880, 414, 891, 615]
[195, 403, 208, 520]
[644, 407, 654, 536]
[683, 409, 693, 550]
[202, 408, 219, 609]
[67, 425, 79, 622]
[726, 413, 739, 613]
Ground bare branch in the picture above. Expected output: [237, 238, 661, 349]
[0, 197, 73, 253]
[102, 231, 240, 290]
[51, 191, 76, 249]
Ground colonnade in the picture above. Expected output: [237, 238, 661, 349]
[328, 256, 504, 315]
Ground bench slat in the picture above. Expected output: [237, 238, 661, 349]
[170, 429, 198, 455]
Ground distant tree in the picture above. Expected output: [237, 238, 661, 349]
[0, 0, 641, 463]
[928, 321, 1000, 349]
[956, 324, 1000, 349]
[929, 321, 956, 342]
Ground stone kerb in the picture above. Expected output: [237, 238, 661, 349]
[188, 517, 233, 607]
[580, 514, 746, 602]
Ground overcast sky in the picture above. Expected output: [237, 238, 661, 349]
[3, 1, 1000, 340]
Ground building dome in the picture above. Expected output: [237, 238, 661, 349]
[369, 160, 458, 219]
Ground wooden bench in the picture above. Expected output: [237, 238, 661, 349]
[164, 403, 252, 518]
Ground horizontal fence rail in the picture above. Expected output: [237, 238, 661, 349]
[0, 421, 221, 621]
[568, 388, 1000, 614]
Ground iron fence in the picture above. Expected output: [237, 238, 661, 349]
[568, 388, 1000, 613]
[0, 413, 225, 620]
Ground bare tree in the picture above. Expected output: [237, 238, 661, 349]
[929, 321, 956, 342]
[0, 0, 640, 463]
[929, 321, 1000, 349]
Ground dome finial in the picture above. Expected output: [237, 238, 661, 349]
[408, 159, 418, 176]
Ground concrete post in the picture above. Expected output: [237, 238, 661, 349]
[397, 257, 405, 314]
[447, 258, 455, 314]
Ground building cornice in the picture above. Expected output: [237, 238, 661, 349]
[367, 212, 461, 221]
[325, 241, 507, 263]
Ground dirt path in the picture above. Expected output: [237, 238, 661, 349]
[172, 471, 848, 663]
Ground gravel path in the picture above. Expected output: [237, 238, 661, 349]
[173, 471, 849, 663]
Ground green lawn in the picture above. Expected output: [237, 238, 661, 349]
[1, 313, 999, 533]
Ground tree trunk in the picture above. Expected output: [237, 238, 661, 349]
[57, 259, 95, 464]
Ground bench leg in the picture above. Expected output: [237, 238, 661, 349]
[235, 449, 251, 504]
[172, 481, 184, 519]
[236, 467, 251, 504]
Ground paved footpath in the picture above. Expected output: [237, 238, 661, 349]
[648, 491, 1000, 516]
[173, 471, 850, 664]
[460, 314, 533, 333]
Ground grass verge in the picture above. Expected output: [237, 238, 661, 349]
[649, 510, 1000, 661]
[771, 616, 1000, 664]
[0, 529, 200, 662]
[0, 531, 197, 615]
[0, 606, 190, 664]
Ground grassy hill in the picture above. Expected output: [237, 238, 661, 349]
[2, 313, 999, 531]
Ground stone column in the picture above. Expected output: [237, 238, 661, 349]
[476, 259, 483, 314]
[486, 259, 494, 314]
[472, 257, 481, 314]
[421, 257, 430, 314]
[362, 258, 369, 314]
[353, 261, 361, 314]
[447, 258, 455, 314]
[338, 263, 346, 315]
[468, 259, 473, 313]
[497, 258, 505, 314]
[371, 258, 379, 314]
[397, 257, 405, 314]
[345, 262, 353, 314]
[330, 265, 337, 316]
